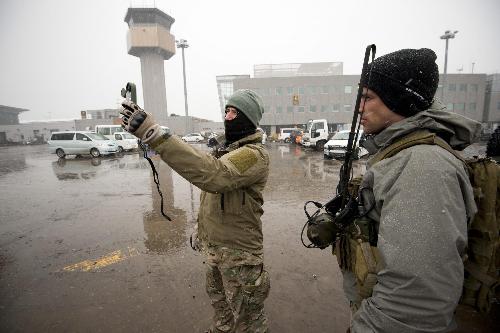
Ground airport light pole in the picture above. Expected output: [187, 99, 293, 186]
[176, 39, 190, 132]
[440, 30, 458, 100]
[175, 39, 192, 132]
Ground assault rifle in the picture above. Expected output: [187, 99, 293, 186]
[325, 44, 376, 216]
[302, 44, 376, 249]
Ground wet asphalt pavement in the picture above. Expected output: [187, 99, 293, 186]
[0, 142, 497, 332]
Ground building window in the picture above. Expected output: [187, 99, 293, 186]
[344, 86, 352, 94]
[459, 84, 467, 92]
[276, 87, 283, 95]
[321, 86, 329, 94]
[470, 84, 478, 92]
[276, 106, 282, 113]
[344, 104, 352, 112]
[308, 86, 318, 94]
[448, 84, 456, 91]
[287, 87, 294, 95]
[298, 86, 305, 95]
[297, 106, 305, 112]
[333, 104, 340, 112]
[447, 103, 454, 110]
[321, 105, 328, 112]
[287, 106, 294, 113]
[309, 105, 317, 112]
[469, 103, 476, 112]
[497, 101, 500, 110]
[454, 103, 465, 111]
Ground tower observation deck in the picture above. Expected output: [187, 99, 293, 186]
[124, 8, 176, 124]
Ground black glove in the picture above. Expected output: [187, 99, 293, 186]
[120, 100, 162, 144]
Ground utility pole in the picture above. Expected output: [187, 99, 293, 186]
[176, 39, 190, 133]
[440, 30, 458, 101]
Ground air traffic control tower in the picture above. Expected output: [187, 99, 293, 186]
[124, 8, 176, 124]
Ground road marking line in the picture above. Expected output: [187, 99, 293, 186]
[63, 247, 139, 272]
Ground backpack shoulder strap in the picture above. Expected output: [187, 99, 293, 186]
[369, 129, 467, 167]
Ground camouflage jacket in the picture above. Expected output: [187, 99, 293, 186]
[152, 132, 269, 253]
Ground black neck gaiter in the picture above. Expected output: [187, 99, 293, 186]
[224, 112, 256, 144]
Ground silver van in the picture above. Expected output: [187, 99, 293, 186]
[48, 131, 118, 158]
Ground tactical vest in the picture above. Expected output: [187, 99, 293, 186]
[337, 130, 500, 313]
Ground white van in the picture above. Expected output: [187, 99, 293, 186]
[95, 125, 124, 139]
[48, 131, 118, 158]
[113, 132, 138, 152]
[323, 130, 368, 160]
[279, 128, 300, 142]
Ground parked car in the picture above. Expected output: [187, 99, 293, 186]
[181, 133, 205, 143]
[323, 130, 368, 160]
[113, 132, 138, 152]
[48, 131, 118, 158]
[279, 127, 301, 143]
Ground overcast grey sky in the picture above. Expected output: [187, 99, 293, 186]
[1, 0, 499, 123]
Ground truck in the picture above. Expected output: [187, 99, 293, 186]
[301, 119, 332, 150]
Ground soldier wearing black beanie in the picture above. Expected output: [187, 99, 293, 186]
[339, 46, 481, 333]
[361, 48, 440, 117]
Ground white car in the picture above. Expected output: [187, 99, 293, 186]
[113, 132, 138, 152]
[323, 130, 368, 160]
[181, 133, 204, 143]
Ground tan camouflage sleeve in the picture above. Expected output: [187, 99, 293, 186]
[152, 135, 267, 193]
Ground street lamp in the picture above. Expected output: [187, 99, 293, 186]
[440, 30, 458, 100]
[176, 39, 190, 131]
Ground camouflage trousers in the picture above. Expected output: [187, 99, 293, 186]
[203, 245, 270, 333]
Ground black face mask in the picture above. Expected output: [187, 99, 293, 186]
[224, 111, 256, 144]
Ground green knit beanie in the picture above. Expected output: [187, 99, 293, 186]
[225, 89, 264, 127]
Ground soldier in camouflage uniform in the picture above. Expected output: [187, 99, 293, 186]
[120, 89, 270, 333]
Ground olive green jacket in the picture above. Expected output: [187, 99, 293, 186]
[152, 132, 269, 253]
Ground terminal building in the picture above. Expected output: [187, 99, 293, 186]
[216, 62, 494, 136]
[485, 74, 500, 124]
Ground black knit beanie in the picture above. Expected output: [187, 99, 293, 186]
[361, 48, 439, 117]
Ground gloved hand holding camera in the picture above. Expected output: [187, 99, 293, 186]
[120, 100, 163, 144]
